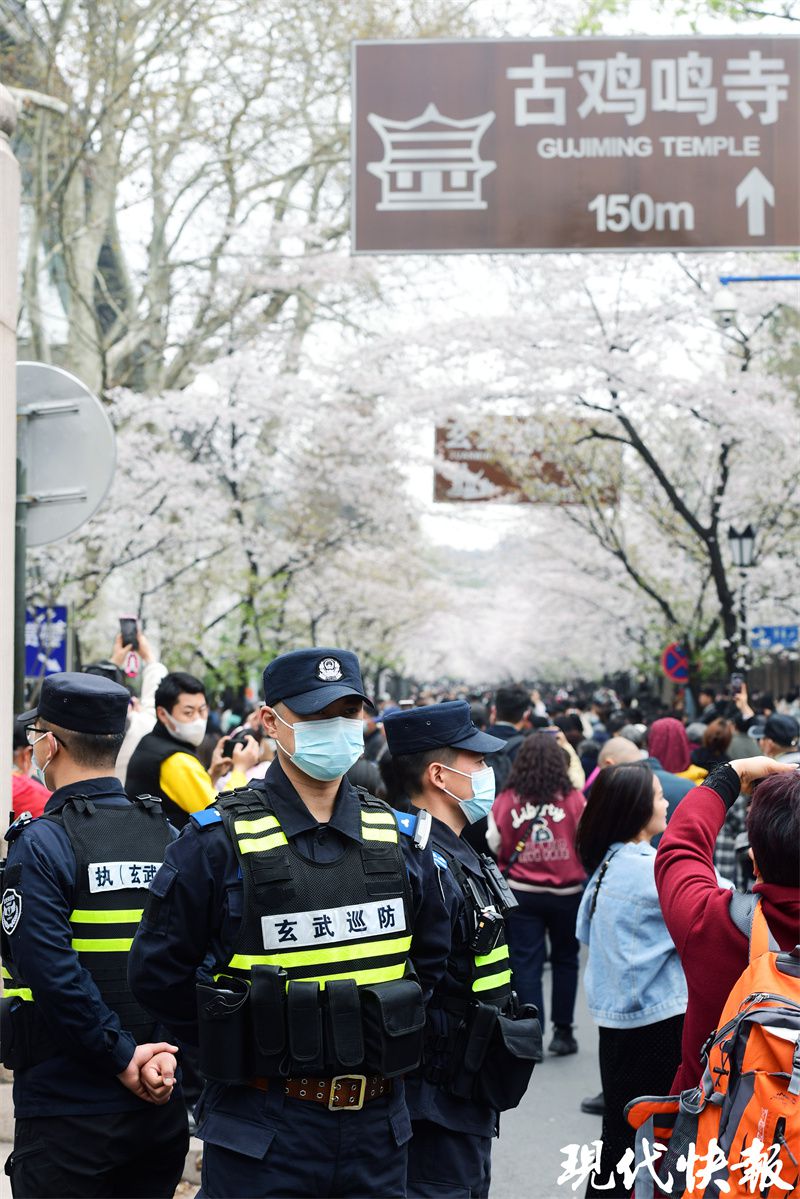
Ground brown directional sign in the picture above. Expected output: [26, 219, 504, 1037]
[434, 423, 534, 503]
[433, 420, 619, 505]
[352, 37, 800, 252]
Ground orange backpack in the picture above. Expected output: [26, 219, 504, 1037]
[626, 897, 800, 1198]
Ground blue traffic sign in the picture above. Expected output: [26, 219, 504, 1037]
[751, 625, 799, 650]
[25, 605, 69, 677]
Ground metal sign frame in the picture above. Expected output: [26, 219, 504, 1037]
[17, 361, 116, 547]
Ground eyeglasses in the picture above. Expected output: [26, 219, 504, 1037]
[25, 726, 65, 747]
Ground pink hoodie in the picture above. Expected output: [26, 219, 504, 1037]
[648, 718, 691, 774]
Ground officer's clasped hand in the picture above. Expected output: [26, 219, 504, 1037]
[116, 1041, 179, 1105]
[140, 1050, 179, 1104]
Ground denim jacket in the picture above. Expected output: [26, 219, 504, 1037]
[576, 841, 687, 1029]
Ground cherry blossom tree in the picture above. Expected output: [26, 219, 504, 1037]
[348, 251, 800, 684]
[11, 0, 799, 694]
[3, 0, 490, 393]
[25, 344, 437, 694]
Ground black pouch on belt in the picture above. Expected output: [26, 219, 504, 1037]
[471, 1005, 542, 1111]
[250, 964, 287, 1076]
[0, 996, 33, 1071]
[361, 976, 425, 1077]
[196, 977, 250, 1083]
[326, 978, 365, 1071]
[287, 980, 324, 1073]
[448, 1000, 497, 1100]
[449, 1001, 542, 1110]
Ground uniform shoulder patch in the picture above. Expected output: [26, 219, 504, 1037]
[392, 809, 417, 838]
[190, 808, 223, 829]
[432, 850, 449, 871]
[2, 888, 22, 935]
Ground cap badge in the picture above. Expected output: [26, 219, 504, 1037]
[317, 657, 343, 682]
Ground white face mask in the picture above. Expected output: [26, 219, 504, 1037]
[166, 714, 207, 747]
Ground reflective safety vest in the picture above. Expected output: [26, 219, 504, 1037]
[213, 787, 415, 991]
[1, 795, 172, 1054]
[421, 838, 539, 1112]
[472, 941, 513, 1005]
[435, 848, 514, 1012]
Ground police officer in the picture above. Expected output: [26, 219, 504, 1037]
[383, 701, 542, 1199]
[128, 647, 451, 1199]
[1, 674, 189, 1198]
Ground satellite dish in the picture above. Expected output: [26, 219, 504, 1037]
[16, 362, 116, 546]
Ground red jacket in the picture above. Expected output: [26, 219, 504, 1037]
[492, 786, 586, 893]
[655, 780, 800, 1093]
[11, 772, 50, 820]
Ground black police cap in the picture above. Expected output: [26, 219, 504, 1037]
[262, 648, 374, 716]
[383, 700, 506, 757]
[18, 672, 130, 735]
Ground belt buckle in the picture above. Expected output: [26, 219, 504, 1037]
[329, 1074, 367, 1111]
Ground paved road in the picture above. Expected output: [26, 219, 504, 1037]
[492, 954, 603, 1199]
[0, 1138, 9, 1199]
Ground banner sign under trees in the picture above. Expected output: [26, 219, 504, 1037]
[434, 418, 620, 505]
[352, 36, 800, 252]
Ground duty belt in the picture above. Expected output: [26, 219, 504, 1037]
[248, 1073, 392, 1110]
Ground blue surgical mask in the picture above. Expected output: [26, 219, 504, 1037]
[275, 713, 364, 782]
[437, 764, 496, 824]
[30, 731, 52, 787]
[32, 762, 49, 787]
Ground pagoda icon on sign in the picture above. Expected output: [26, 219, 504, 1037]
[442, 468, 505, 501]
[366, 103, 496, 212]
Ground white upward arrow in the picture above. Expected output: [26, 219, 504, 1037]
[736, 168, 775, 237]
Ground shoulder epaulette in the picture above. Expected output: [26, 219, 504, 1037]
[393, 809, 417, 838]
[190, 808, 223, 829]
[432, 850, 449, 871]
[392, 807, 431, 850]
[4, 812, 34, 843]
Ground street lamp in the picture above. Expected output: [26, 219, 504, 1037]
[728, 524, 757, 674]
[728, 524, 756, 570]
[712, 289, 738, 329]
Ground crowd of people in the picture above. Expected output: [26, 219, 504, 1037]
[4, 636, 800, 1198]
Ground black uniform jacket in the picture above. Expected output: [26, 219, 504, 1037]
[3, 777, 176, 1117]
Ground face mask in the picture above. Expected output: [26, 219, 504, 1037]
[32, 759, 50, 787]
[436, 764, 496, 824]
[274, 713, 364, 782]
[166, 715, 207, 747]
[30, 732, 53, 787]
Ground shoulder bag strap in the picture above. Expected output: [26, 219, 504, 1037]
[589, 846, 623, 919]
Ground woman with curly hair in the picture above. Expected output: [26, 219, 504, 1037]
[487, 731, 587, 1055]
